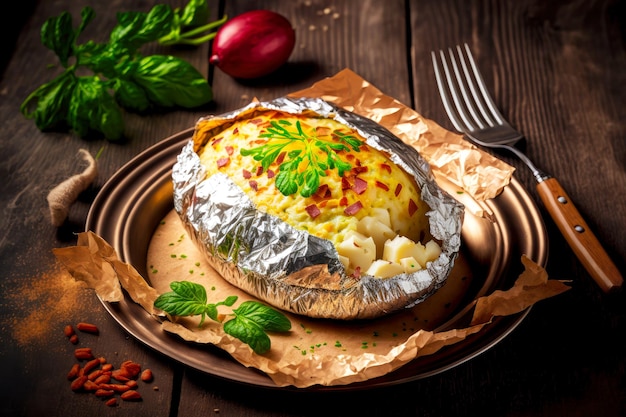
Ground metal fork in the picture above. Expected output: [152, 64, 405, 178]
[431, 43, 623, 292]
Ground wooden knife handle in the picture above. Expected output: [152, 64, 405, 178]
[537, 177, 623, 293]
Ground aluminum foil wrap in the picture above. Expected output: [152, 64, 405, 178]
[172, 97, 464, 320]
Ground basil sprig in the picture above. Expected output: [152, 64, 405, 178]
[21, 1, 225, 140]
[154, 281, 291, 355]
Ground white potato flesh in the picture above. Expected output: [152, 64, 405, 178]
[338, 254, 350, 270]
[399, 256, 422, 273]
[383, 235, 423, 264]
[365, 260, 405, 278]
[368, 208, 392, 228]
[423, 240, 442, 263]
[411, 240, 441, 266]
[357, 216, 397, 259]
[336, 233, 376, 273]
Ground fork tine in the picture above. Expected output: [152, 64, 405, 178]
[460, 43, 506, 126]
[431, 50, 466, 133]
[447, 47, 487, 130]
[432, 48, 486, 133]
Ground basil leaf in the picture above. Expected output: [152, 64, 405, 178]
[233, 301, 292, 332]
[67, 76, 124, 140]
[180, 0, 210, 27]
[170, 281, 208, 304]
[153, 291, 208, 317]
[114, 78, 151, 112]
[205, 304, 218, 321]
[75, 40, 112, 73]
[221, 295, 238, 307]
[223, 316, 271, 355]
[20, 70, 76, 130]
[41, 7, 96, 67]
[154, 281, 208, 316]
[40, 11, 75, 67]
[76, 7, 96, 37]
[132, 55, 212, 108]
[111, 5, 174, 52]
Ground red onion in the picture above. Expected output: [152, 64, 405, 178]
[209, 10, 296, 79]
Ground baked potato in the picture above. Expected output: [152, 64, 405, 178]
[172, 97, 463, 319]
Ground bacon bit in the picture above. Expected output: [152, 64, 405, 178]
[345, 154, 355, 161]
[276, 152, 286, 164]
[339, 196, 348, 206]
[344, 201, 363, 216]
[256, 166, 263, 176]
[380, 163, 392, 174]
[341, 177, 351, 191]
[351, 177, 368, 195]
[305, 204, 321, 219]
[312, 184, 331, 201]
[408, 199, 418, 216]
[216, 157, 230, 168]
[225, 146, 234, 155]
[267, 169, 275, 179]
[375, 181, 389, 191]
[249, 118, 264, 125]
[395, 184, 402, 197]
[249, 180, 258, 191]
[211, 137, 223, 147]
[242, 169, 252, 179]
[352, 266, 362, 280]
[352, 166, 368, 175]
[233, 127, 239, 135]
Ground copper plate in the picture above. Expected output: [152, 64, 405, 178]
[86, 129, 548, 390]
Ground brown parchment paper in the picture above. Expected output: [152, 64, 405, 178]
[289, 68, 515, 219]
[52, 70, 566, 388]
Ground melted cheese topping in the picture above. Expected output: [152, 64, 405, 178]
[196, 110, 429, 249]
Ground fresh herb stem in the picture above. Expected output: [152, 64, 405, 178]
[159, 14, 227, 45]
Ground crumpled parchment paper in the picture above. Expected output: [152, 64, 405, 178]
[52, 69, 568, 388]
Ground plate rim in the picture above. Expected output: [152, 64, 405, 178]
[86, 129, 548, 391]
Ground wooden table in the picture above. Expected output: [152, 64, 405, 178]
[1, 0, 624, 415]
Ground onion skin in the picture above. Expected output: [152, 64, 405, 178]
[209, 10, 296, 79]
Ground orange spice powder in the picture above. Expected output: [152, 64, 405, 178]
[4, 266, 99, 348]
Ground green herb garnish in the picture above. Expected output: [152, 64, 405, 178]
[240, 119, 363, 197]
[20, 2, 226, 140]
[154, 281, 291, 354]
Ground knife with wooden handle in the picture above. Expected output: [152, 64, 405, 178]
[537, 177, 623, 292]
